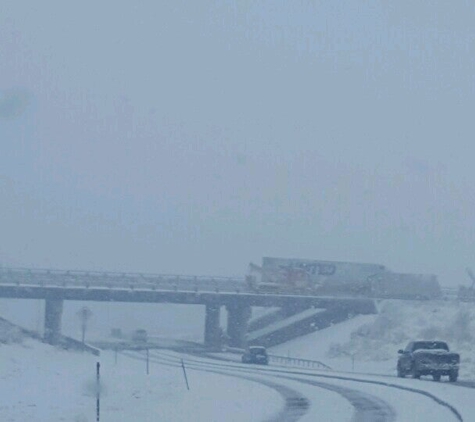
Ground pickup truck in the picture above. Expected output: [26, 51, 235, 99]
[397, 341, 460, 382]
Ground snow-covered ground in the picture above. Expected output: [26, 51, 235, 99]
[2, 298, 475, 420]
[5, 335, 473, 422]
[0, 338, 282, 422]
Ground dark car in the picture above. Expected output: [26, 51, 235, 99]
[132, 329, 148, 343]
[241, 346, 269, 365]
[397, 341, 460, 382]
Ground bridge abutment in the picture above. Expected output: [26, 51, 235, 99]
[204, 304, 221, 348]
[226, 303, 251, 348]
[44, 299, 63, 345]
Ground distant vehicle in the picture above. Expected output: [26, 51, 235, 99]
[397, 341, 460, 382]
[110, 328, 123, 338]
[132, 329, 148, 343]
[241, 346, 269, 365]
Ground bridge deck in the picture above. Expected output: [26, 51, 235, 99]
[0, 267, 377, 313]
[0, 283, 375, 309]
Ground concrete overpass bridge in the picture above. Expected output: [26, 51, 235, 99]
[0, 267, 376, 348]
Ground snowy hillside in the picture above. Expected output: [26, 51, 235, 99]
[0, 337, 280, 422]
[272, 300, 475, 379]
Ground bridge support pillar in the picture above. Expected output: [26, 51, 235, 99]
[226, 304, 251, 348]
[204, 304, 221, 348]
[44, 299, 63, 345]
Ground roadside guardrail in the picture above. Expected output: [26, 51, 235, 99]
[268, 354, 332, 370]
[58, 335, 101, 356]
[222, 346, 331, 370]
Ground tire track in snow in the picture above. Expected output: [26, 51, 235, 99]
[162, 350, 462, 421]
[122, 350, 309, 422]
[268, 374, 396, 422]
[147, 351, 397, 421]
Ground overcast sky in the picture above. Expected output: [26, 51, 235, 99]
[1, 1, 474, 285]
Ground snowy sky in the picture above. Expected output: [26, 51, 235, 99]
[1, 1, 475, 285]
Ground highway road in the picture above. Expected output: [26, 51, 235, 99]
[122, 348, 474, 421]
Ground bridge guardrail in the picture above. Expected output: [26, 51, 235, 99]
[0, 280, 246, 294]
[0, 267, 246, 294]
[0, 267, 244, 284]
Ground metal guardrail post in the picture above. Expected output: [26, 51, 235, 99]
[268, 353, 331, 370]
[96, 362, 100, 421]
